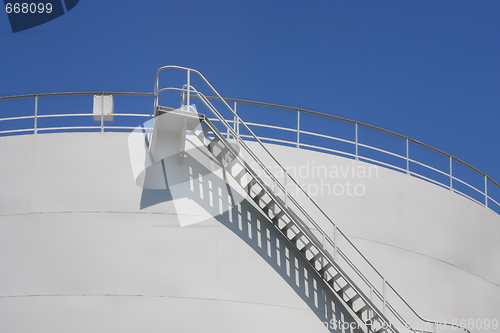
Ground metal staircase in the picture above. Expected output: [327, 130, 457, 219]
[154, 66, 470, 333]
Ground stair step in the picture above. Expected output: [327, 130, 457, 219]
[299, 242, 313, 254]
[337, 283, 351, 297]
[262, 200, 276, 213]
[290, 231, 304, 244]
[207, 136, 221, 151]
[309, 252, 322, 264]
[319, 262, 332, 274]
[281, 221, 295, 232]
[225, 155, 239, 169]
[356, 304, 370, 317]
[346, 294, 361, 307]
[216, 147, 230, 163]
[271, 210, 285, 223]
[328, 273, 341, 286]
[235, 168, 247, 182]
[253, 189, 266, 204]
[245, 179, 257, 193]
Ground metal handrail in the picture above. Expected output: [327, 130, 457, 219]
[154, 66, 471, 333]
[198, 97, 499, 211]
[0, 92, 154, 100]
[202, 96, 498, 185]
[1, 91, 498, 197]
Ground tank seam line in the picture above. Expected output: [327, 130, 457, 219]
[349, 235, 500, 288]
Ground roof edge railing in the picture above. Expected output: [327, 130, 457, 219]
[201, 95, 500, 189]
[1, 90, 499, 209]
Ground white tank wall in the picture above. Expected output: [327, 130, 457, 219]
[0, 132, 498, 333]
[0, 133, 363, 333]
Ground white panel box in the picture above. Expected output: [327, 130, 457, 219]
[93, 95, 114, 121]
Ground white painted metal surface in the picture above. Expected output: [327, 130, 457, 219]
[0, 66, 498, 332]
[0, 131, 498, 332]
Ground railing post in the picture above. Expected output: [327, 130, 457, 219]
[406, 138, 409, 174]
[485, 175, 488, 207]
[450, 156, 453, 190]
[355, 122, 359, 160]
[186, 69, 191, 108]
[382, 278, 386, 315]
[333, 225, 337, 261]
[284, 171, 288, 207]
[297, 110, 300, 148]
[236, 114, 240, 141]
[154, 74, 158, 112]
[34, 95, 38, 134]
[233, 101, 237, 138]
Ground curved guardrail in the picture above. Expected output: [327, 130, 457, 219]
[202, 96, 500, 215]
[1, 89, 499, 215]
[0, 92, 154, 135]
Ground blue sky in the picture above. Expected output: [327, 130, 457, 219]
[0, 0, 498, 184]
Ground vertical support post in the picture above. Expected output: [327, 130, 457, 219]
[355, 122, 359, 160]
[368, 287, 373, 330]
[333, 225, 337, 261]
[236, 116, 240, 141]
[297, 110, 300, 148]
[406, 138, 409, 174]
[284, 171, 288, 207]
[233, 101, 237, 134]
[186, 69, 191, 108]
[382, 278, 386, 315]
[449, 156, 453, 190]
[34, 95, 38, 134]
[154, 73, 158, 113]
[485, 175, 488, 207]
